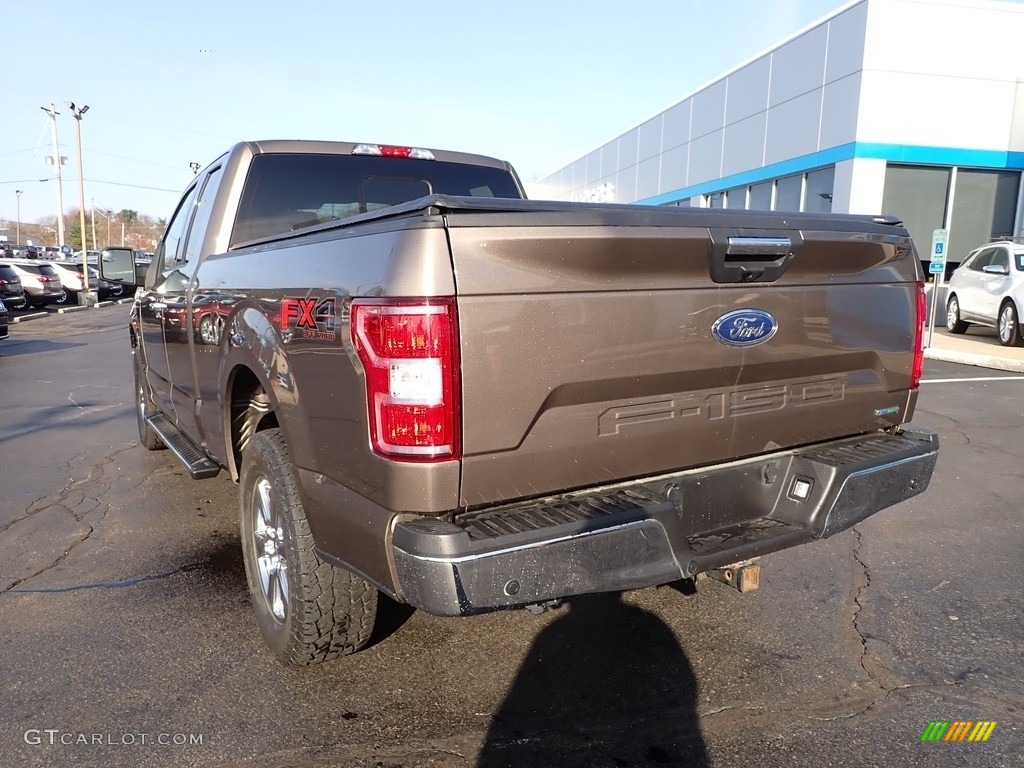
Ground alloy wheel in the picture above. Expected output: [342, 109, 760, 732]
[250, 476, 289, 622]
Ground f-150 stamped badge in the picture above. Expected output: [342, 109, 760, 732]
[281, 297, 338, 341]
[711, 308, 778, 347]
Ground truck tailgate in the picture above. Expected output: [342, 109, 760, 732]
[446, 205, 920, 508]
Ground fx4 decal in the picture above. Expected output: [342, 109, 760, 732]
[281, 297, 339, 341]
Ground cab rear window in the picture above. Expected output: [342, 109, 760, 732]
[230, 153, 522, 246]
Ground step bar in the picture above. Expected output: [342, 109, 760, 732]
[146, 413, 221, 479]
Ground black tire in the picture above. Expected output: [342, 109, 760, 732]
[239, 428, 377, 666]
[133, 349, 165, 450]
[945, 294, 969, 334]
[55, 290, 73, 306]
[998, 301, 1023, 347]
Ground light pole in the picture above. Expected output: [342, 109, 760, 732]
[41, 104, 67, 248]
[67, 100, 93, 303]
[15, 190, 22, 244]
[93, 205, 112, 247]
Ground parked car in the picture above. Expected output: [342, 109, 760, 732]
[49, 261, 125, 302]
[22, 245, 42, 259]
[42, 246, 62, 259]
[0, 260, 67, 307]
[945, 241, 1024, 346]
[0, 298, 8, 341]
[0, 264, 29, 311]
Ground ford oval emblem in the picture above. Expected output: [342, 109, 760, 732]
[711, 308, 778, 347]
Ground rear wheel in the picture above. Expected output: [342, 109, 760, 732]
[239, 428, 377, 666]
[54, 290, 73, 306]
[945, 295, 968, 334]
[998, 302, 1023, 347]
[133, 349, 165, 450]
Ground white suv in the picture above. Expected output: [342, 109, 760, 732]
[946, 241, 1024, 347]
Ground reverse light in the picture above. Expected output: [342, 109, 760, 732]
[351, 144, 436, 160]
[351, 298, 460, 461]
[912, 281, 926, 389]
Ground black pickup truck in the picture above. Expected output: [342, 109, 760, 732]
[100, 139, 939, 666]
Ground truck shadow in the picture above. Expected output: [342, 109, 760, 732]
[477, 592, 709, 767]
[0, 339, 87, 357]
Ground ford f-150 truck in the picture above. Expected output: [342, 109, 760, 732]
[100, 139, 939, 667]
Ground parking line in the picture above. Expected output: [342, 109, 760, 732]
[921, 376, 1024, 384]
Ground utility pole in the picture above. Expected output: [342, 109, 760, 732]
[90, 197, 97, 252]
[68, 100, 92, 303]
[40, 104, 67, 248]
[15, 190, 22, 243]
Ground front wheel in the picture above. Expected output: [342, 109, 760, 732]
[945, 295, 968, 334]
[239, 428, 377, 666]
[133, 349, 165, 450]
[998, 302, 1023, 347]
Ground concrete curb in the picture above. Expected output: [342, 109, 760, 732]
[56, 304, 91, 314]
[924, 347, 1024, 374]
[10, 312, 48, 323]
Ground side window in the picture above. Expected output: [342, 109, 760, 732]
[156, 184, 201, 270]
[990, 248, 1010, 272]
[178, 167, 224, 268]
[968, 248, 995, 272]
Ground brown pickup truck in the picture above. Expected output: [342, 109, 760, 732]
[100, 139, 939, 666]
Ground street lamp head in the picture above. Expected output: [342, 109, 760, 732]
[16, 190, 22, 196]
[65, 100, 89, 118]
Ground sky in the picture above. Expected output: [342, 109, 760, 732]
[2, 0, 882, 232]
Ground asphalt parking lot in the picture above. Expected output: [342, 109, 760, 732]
[0, 305, 1021, 768]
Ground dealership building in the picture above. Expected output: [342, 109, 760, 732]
[532, 0, 1024, 266]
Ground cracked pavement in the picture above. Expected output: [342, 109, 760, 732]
[1, 311, 1022, 767]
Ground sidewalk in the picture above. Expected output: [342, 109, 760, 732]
[924, 325, 1024, 373]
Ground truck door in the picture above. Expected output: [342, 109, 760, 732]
[163, 165, 224, 443]
[138, 182, 201, 416]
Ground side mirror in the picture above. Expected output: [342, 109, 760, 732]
[98, 247, 137, 285]
[982, 264, 1009, 276]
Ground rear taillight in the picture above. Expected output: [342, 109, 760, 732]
[912, 281, 926, 389]
[0, 280, 6, 286]
[350, 298, 460, 461]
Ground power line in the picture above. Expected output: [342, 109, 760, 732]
[0, 148, 42, 159]
[84, 178, 183, 193]
[83, 148, 194, 172]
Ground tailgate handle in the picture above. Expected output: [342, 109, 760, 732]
[726, 237, 791, 259]
[709, 229, 802, 284]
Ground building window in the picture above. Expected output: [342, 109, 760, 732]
[775, 174, 802, 212]
[726, 187, 747, 209]
[881, 165, 951, 263]
[707, 191, 726, 208]
[947, 169, 1021, 261]
[749, 181, 773, 211]
[804, 167, 835, 213]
